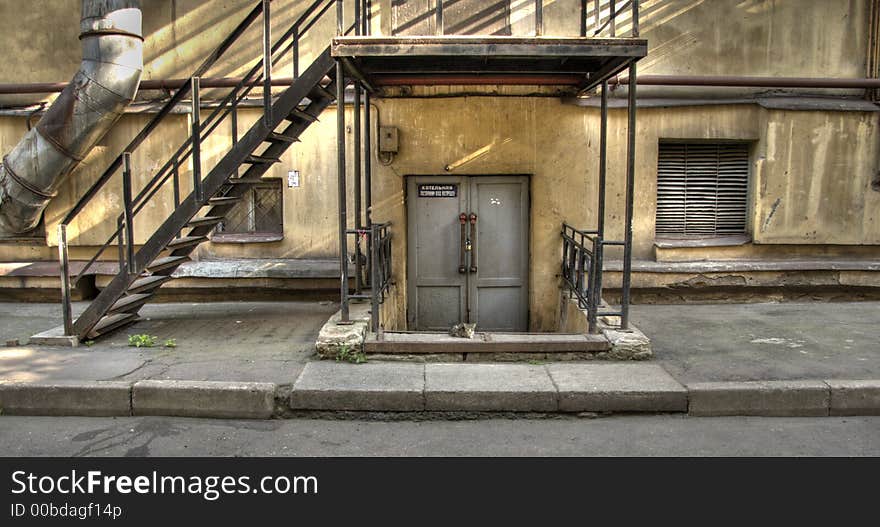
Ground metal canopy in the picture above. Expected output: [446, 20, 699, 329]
[331, 36, 647, 88]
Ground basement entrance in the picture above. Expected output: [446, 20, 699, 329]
[406, 175, 529, 331]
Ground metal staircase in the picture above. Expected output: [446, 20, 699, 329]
[75, 54, 338, 339]
[55, 0, 646, 340]
[57, 0, 344, 340]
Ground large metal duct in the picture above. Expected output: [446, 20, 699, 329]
[0, 0, 143, 235]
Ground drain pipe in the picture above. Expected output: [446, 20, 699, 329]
[0, 0, 143, 235]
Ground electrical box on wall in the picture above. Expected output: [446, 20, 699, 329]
[379, 126, 399, 153]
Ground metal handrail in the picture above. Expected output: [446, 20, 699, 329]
[58, 0, 340, 334]
[589, 0, 639, 38]
[65, 0, 336, 286]
[561, 223, 602, 333]
[369, 222, 392, 333]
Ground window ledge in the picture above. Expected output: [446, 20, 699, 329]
[210, 233, 283, 244]
[654, 235, 751, 249]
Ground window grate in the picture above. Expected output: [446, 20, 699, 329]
[656, 142, 750, 237]
[216, 181, 283, 235]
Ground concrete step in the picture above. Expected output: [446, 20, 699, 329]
[364, 332, 611, 354]
[289, 362, 687, 413]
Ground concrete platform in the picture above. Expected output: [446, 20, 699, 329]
[289, 361, 686, 413]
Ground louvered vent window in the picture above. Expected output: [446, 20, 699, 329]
[656, 142, 750, 237]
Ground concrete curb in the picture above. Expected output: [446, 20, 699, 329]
[1, 372, 879, 418]
[0, 380, 278, 419]
[687, 380, 830, 417]
[0, 381, 131, 416]
[132, 380, 276, 419]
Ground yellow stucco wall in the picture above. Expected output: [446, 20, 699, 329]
[0, 0, 878, 330]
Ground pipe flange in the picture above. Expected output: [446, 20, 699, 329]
[2, 156, 58, 200]
[33, 126, 87, 163]
[79, 28, 145, 41]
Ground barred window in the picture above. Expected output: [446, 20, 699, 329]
[215, 180, 283, 237]
[655, 142, 750, 237]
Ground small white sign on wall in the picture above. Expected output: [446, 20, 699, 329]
[288, 170, 300, 188]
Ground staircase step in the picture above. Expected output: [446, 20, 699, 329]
[310, 84, 335, 100]
[165, 235, 208, 251]
[226, 178, 264, 185]
[87, 313, 139, 339]
[108, 293, 154, 315]
[244, 154, 281, 164]
[128, 275, 173, 294]
[187, 216, 224, 227]
[146, 255, 190, 273]
[265, 132, 300, 144]
[287, 109, 318, 123]
[207, 196, 241, 206]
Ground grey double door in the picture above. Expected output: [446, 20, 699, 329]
[407, 176, 529, 332]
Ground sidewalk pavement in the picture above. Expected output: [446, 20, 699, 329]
[0, 301, 878, 418]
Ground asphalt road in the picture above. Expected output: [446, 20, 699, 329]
[0, 415, 877, 456]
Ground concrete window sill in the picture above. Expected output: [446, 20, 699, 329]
[654, 235, 751, 249]
[210, 233, 284, 244]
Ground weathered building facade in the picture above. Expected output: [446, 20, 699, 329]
[0, 0, 878, 338]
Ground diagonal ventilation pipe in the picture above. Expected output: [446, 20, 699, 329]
[0, 0, 143, 235]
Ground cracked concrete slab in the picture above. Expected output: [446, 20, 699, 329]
[0, 301, 335, 384]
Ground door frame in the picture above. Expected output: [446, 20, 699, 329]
[405, 174, 531, 331]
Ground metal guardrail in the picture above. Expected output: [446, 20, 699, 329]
[561, 223, 627, 333]
[346, 221, 391, 333]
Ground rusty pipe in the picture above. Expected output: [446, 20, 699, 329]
[607, 75, 880, 89]
[0, 0, 143, 235]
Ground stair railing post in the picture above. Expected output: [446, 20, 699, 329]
[580, 0, 587, 36]
[292, 23, 300, 79]
[58, 224, 73, 336]
[117, 216, 125, 274]
[364, 0, 371, 35]
[632, 0, 639, 37]
[172, 156, 181, 238]
[364, 89, 372, 286]
[337, 0, 343, 35]
[610, 0, 616, 36]
[262, 0, 272, 127]
[353, 81, 363, 294]
[436, 0, 443, 35]
[621, 61, 637, 330]
[337, 60, 350, 323]
[122, 152, 136, 275]
[370, 223, 379, 333]
[535, 0, 543, 36]
[190, 76, 203, 204]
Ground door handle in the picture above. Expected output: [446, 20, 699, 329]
[469, 213, 477, 274]
[458, 213, 467, 274]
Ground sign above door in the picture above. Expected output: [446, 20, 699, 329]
[418, 184, 457, 198]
